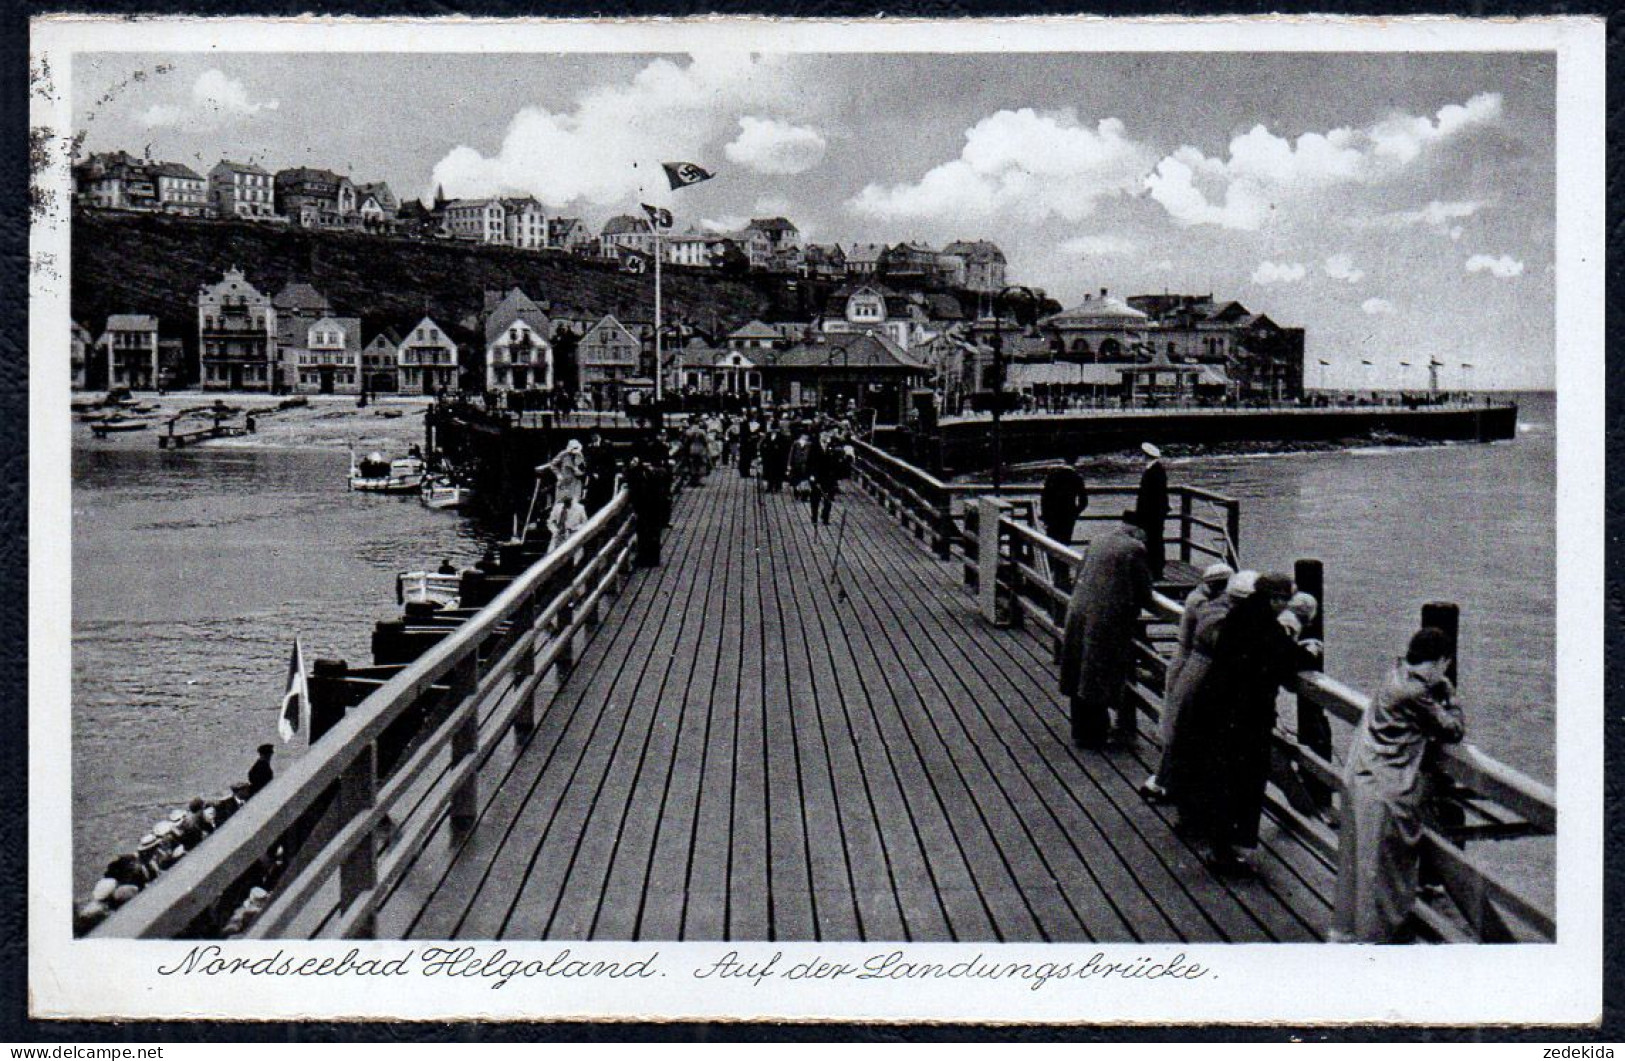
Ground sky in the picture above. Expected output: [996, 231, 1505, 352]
[74, 50, 1556, 389]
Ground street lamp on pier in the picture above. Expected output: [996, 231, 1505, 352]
[989, 284, 1043, 492]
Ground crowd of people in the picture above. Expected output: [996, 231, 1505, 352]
[1054, 440, 1467, 942]
[75, 744, 283, 937]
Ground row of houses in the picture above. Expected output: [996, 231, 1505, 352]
[72, 150, 1011, 290]
[73, 152, 400, 232]
[74, 261, 1304, 420]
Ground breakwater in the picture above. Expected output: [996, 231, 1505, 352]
[881, 402, 1519, 475]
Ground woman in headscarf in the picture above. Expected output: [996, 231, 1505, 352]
[549, 439, 587, 503]
[1140, 562, 1233, 802]
[1173, 571, 1318, 874]
[1332, 626, 1464, 943]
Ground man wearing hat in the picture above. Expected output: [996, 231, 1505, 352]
[1135, 442, 1169, 580]
[1059, 509, 1153, 750]
[1040, 458, 1089, 593]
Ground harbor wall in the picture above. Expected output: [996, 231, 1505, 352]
[879, 403, 1519, 475]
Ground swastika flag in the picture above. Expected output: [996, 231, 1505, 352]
[662, 161, 715, 191]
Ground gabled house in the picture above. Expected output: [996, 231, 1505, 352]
[274, 167, 356, 229]
[548, 217, 595, 255]
[800, 242, 847, 280]
[272, 282, 335, 394]
[844, 242, 887, 277]
[99, 314, 161, 390]
[726, 320, 782, 352]
[198, 268, 277, 390]
[481, 289, 552, 392]
[576, 314, 642, 407]
[820, 282, 932, 350]
[294, 316, 364, 394]
[397, 316, 461, 395]
[361, 328, 401, 393]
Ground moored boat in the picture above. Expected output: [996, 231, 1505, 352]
[348, 451, 424, 493]
[396, 570, 461, 608]
[421, 476, 471, 510]
[90, 415, 156, 436]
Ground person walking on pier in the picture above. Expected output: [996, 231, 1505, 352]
[1059, 511, 1153, 750]
[761, 425, 791, 494]
[1040, 459, 1089, 592]
[1174, 571, 1317, 875]
[739, 418, 760, 478]
[1332, 626, 1464, 943]
[807, 432, 843, 526]
[1136, 442, 1169, 581]
[626, 456, 665, 567]
[584, 433, 617, 515]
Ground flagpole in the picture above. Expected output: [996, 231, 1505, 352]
[654, 223, 663, 407]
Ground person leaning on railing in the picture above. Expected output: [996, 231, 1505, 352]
[1331, 626, 1465, 944]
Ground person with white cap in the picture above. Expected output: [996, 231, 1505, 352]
[543, 439, 587, 504]
[1059, 509, 1153, 750]
[1135, 442, 1169, 580]
[1141, 561, 1234, 802]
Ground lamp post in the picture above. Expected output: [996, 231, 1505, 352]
[989, 285, 1041, 492]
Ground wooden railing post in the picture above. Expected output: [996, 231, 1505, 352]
[338, 743, 378, 937]
[448, 656, 481, 842]
[1179, 491, 1193, 564]
[1225, 501, 1242, 567]
[977, 497, 1014, 626]
[512, 596, 538, 740]
[933, 489, 953, 560]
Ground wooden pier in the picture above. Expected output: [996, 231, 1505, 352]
[95, 442, 1555, 945]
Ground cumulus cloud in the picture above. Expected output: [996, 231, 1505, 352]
[1353, 199, 1485, 241]
[1323, 254, 1365, 283]
[431, 54, 794, 206]
[724, 117, 826, 175]
[700, 215, 748, 233]
[1059, 234, 1138, 257]
[1145, 94, 1502, 230]
[139, 69, 279, 127]
[1253, 261, 1307, 284]
[1465, 253, 1524, 278]
[1361, 297, 1398, 316]
[849, 108, 1155, 223]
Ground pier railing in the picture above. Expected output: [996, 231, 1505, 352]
[854, 445, 1556, 944]
[849, 439, 1242, 579]
[93, 490, 638, 939]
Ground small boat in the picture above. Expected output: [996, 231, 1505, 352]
[397, 570, 461, 609]
[90, 415, 155, 436]
[421, 476, 471, 510]
[348, 451, 424, 493]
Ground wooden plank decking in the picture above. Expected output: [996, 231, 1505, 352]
[373, 470, 1335, 942]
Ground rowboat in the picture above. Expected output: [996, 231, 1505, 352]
[349, 451, 424, 493]
[421, 477, 471, 510]
[90, 415, 156, 436]
[396, 570, 461, 608]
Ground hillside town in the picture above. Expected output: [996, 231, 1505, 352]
[70, 148, 1307, 420]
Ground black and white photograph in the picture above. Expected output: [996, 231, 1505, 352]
[28, 16, 1603, 1024]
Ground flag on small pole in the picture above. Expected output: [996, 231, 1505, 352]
[278, 636, 310, 743]
[641, 203, 673, 229]
[661, 161, 714, 190]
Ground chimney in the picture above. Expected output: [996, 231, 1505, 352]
[1100, 287, 1108, 298]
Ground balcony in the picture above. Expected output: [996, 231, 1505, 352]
[201, 318, 269, 335]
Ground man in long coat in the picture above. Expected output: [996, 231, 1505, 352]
[1059, 512, 1153, 749]
[1135, 442, 1169, 580]
[1333, 627, 1464, 943]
